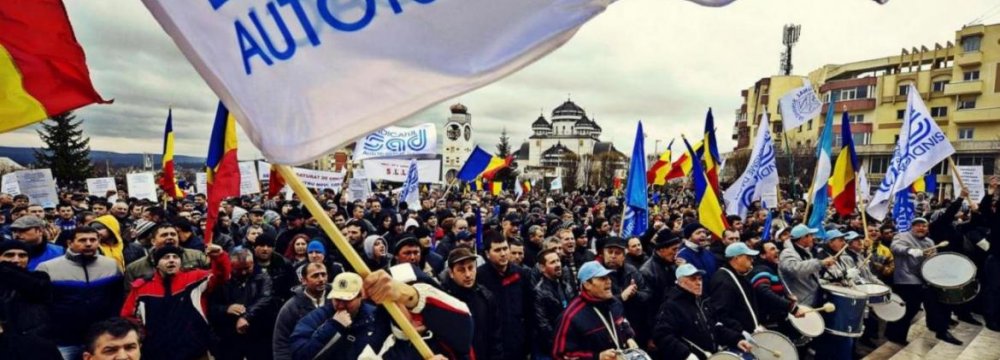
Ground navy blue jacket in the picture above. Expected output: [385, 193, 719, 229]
[290, 301, 390, 360]
[476, 262, 533, 360]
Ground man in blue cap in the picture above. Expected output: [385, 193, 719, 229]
[552, 261, 637, 360]
[711, 242, 806, 333]
[653, 263, 752, 360]
[816, 229, 861, 284]
[779, 224, 836, 308]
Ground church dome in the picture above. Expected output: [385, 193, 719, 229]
[552, 100, 585, 118]
[532, 115, 551, 129]
[450, 103, 468, 114]
[574, 114, 594, 128]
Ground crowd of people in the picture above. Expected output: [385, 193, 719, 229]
[0, 175, 998, 360]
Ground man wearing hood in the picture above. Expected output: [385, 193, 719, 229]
[124, 223, 210, 284]
[37, 227, 124, 359]
[92, 215, 145, 269]
[121, 243, 230, 360]
[273, 262, 329, 359]
[209, 248, 276, 360]
[10, 215, 63, 270]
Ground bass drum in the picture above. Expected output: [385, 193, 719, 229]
[871, 293, 906, 322]
[751, 330, 799, 360]
[616, 348, 652, 360]
[921, 252, 979, 304]
[706, 351, 750, 360]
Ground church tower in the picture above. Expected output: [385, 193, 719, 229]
[443, 103, 473, 181]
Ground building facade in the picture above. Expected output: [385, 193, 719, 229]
[514, 99, 626, 186]
[733, 22, 1000, 194]
[442, 103, 474, 181]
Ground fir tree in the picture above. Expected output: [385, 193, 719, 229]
[34, 112, 93, 188]
[496, 127, 511, 158]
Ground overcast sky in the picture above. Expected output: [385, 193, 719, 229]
[3, 0, 999, 163]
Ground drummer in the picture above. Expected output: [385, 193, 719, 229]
[886, 217, 961, 346]
[652, 264, 752, 360]
[816, 229, 861, 285]
[844, 230, 887, 348]
[779, 224, 837, 308]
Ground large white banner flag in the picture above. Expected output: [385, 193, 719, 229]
[867, 85, 955, 220]
[778, 79, 822, 131]
[143, 0, 734, 165]
[724, 110, 779, 217]
[354, 124, 437, 161]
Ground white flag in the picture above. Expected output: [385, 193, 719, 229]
[400, 159, 421, 211]
[724, 110, 779, 218]
[142, 0, 736, 164]
[867, 85, 955, 220]
[778, 79, 822, 131]
[551, 177, 563, 191]
[857, 166, 871, 203]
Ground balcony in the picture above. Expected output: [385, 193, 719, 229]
[955, 51, 982, 67]
[953, 107, 1000, 124]
[822, 98, 876, 113]
[944, 80, 982, 96]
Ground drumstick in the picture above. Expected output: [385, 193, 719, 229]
[833, 245, 848, 258]
[923, 241, 949, 253]
[800, 302, 836, 314]
[742, 331, 782, 358]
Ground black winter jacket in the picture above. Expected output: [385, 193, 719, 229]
[653, 287, 745, 360]
[532, 274, 574, 354]
[476, 263, 533, 360]
[0, 262, 51, 337]
[707, 265, 759, 332]
[442, 276, 504, 360]
[209, 271, 276, 344]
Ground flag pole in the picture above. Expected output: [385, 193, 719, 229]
[275, 164, 435, 359]
[947, 157, 970, 206]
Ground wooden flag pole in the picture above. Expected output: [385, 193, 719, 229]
[276, 165, 435, 359]
[948, 157, 971, 207]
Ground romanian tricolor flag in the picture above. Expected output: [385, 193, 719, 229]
[159, 109, 185, 199]
[665, 140, 703, 180]
[684, 137, 728, 238]
[522, 179, 532, 193]
[911, 172, 937, 194]
[203, 102, 241, 245]
[491, 181, 503, 196]
[646, 139, 674, 186]
[702, 109, 723, 195]
[830, 112, 859, 217]
[457, 146, 509, 181]
[0, 0, 109, 132]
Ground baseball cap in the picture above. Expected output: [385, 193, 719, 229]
[328, 272, 363, 300]
[600, 236, 627, 250]
[675, 263, 706, 279]
[725, 242, 760, 258]
[10, 215, 45, 230]
[448, 247, 478, 268]
[844, 231, 861, 241]
[577, 261, 613, 284]
[790, 224, 819, 239]
[912, 217, 929, 225]
[824, 229, 846, 241]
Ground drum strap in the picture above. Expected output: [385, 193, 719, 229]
[680, 337, 712, 359]
[593, 308, 621, 350]
[723, 267, 760, 329]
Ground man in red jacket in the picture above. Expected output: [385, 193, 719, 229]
[121, 244, 230, 360]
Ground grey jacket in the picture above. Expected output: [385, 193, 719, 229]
[891, 231, 934, 285]
[778, 240, 824, 307]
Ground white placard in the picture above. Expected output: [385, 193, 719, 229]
[238, 161, 261, 195]
[952, 165, 985, 203]
[5, 169, 58, 207]
[127, 172, 158, 202]
[195, 173, 208, 195]
[362, 159, 441, 183]
[256, 162, 344, 190]
[86, 177, 118, 196]
[353, 169, 366, 180]
[257, 162, 269, 182]
[348, 178, 372, 202]
[2, 173, 19, 195]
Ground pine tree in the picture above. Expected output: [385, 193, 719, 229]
[496, 127, 511, 158]
[34, 112, 93, 188]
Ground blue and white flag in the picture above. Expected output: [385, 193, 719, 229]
[724, 109, 779, 218]
[778, 79, 822, 131]
[400, 159, 421, 211]
[893, 188, 916, 232]
[622, 122, 648, 238]
[867, 85, 955, 220]
[550, 177, 563, 191]
[807, 101, 836, 238]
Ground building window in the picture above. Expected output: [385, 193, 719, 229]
[807, 119, 813, 130]
[853, 132, 869, 145]
[962, 35, 982, 52]
[869, 156, 891, 174]
[958, 96, 977, 110]
[959, 127, 974, 140]
[848, 114, 865, 123]
[932, 79, 949, 92]
[898, 85, 909, 95]
[896, 109, 906, 120]
[930, 106, 948, 117]
[963, 70, 980, 81]
[840, 88, 857, 101]
[856, 85, 869, 99]
[956, 154, 995, 174]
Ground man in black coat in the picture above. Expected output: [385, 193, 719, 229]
[0, 240, 51, 338]
[253, 234, 296, 301]
[272, 262, 329, 360]
[639, 230, 681, 349]
[443, 247, 504, 360]
[708, 242, 765, 332]
[653, 264, 752, 360]
[209, 249, 276, 360]
[598, 237, 650, 337]
[476, 232, 533, 360]
[531, 248, 574, 358]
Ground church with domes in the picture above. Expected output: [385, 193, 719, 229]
[514, 99, 626, 185]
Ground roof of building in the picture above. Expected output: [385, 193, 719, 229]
[574, 114, 594, 128]
[514, 142, 530, 160]
[542, 142, 576, 157]
[553, 99, 585, 118]
[532, 115, 550, 128]
[450, 103, 468, 114]
[593, 142, 622, 156]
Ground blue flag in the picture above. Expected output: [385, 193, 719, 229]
[893, 188, 915, 232]
[622, 122, 649, 237]
[399, 159, 420, 211]
[475, 206, 484, 252]
[761, 209, 774, 242]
